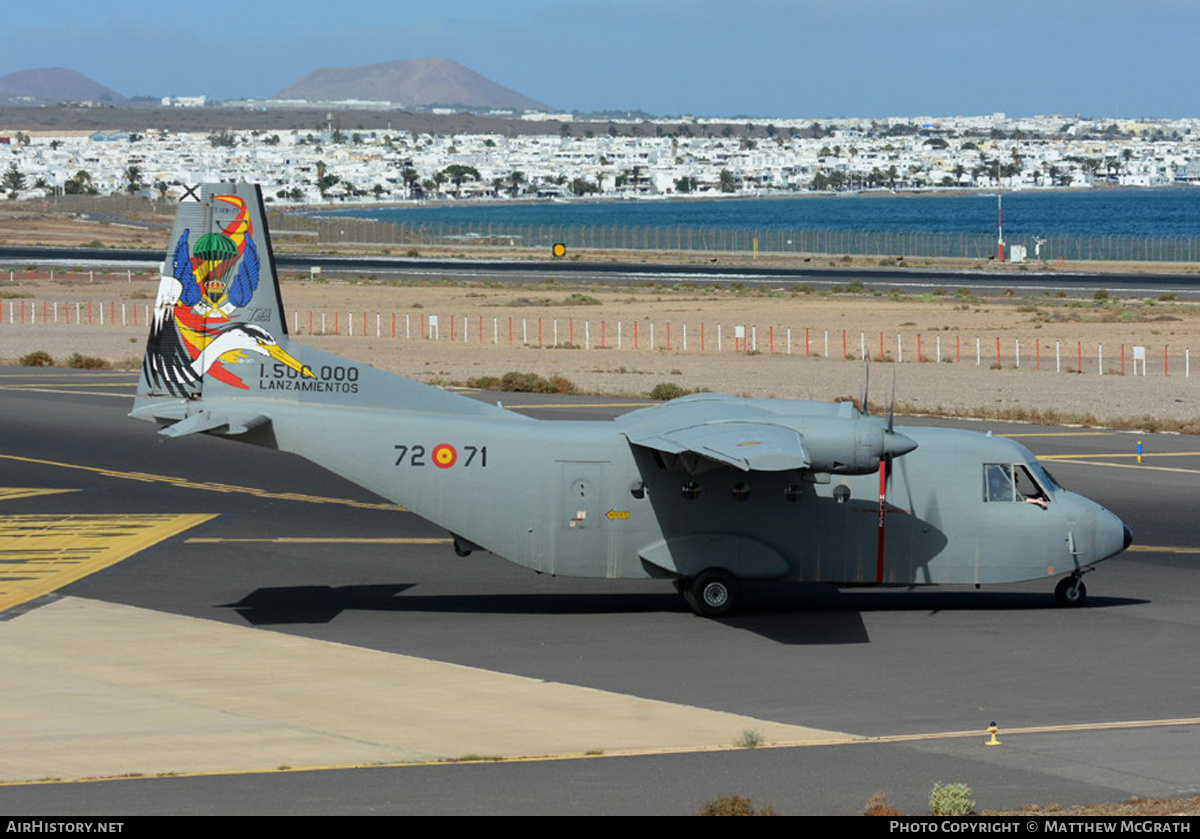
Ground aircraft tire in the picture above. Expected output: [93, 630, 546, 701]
[688, 569, 740, 617]
[1054, 576, 1087, 607]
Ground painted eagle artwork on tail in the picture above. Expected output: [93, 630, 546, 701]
[143, 194, 308, 396]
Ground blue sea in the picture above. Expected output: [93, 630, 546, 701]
[327, 188, 1200, 238]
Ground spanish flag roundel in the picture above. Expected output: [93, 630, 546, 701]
[432, 443, 457, 469]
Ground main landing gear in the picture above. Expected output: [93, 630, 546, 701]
[675, 569, 742, 617]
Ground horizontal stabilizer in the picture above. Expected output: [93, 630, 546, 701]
[154, 410, 270, 438]
[627, 421, 811, 472]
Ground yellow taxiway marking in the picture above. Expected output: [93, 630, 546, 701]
[0, 380, 133, 387]
[1041, 452, 1200, 460]
[0, 488, 77, 502]
[0, 385, 133, 399]
[187, 537, 451, 544]
[1001, 431, 1117, 437]
[0, 372, 135, 378]
[853, 716, 1200, 747]
[0, 453, 404, 512]
[178, 538, 1191, 554]
[500, 402, 650, 410]
[1041, 457, 1200, 475]
[1126, 545, 1200, 555]
[6, 711, 1200, 786]
[0, 514, 215, 611]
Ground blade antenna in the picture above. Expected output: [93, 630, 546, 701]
[861, 352, 871, 416]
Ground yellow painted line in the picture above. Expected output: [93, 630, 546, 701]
[1001, 431, 1117, 437]
[0, 372, 135, 378]
[0, 514, 215, 611]
[0, 488, 77, 502]
[7, 714, 1200, 787]
[1046, 458, 1200, 475]
[0, 453, 405, 512]
[1126, 545, 1200, 555]
[187, 537, 451, 544]
[500, 402, 650, 409]
[1041, 451, 1200, 460]
[854, 716, 1200, 746]
[0, 381, 134, 388]
[0, 385, 134, 399]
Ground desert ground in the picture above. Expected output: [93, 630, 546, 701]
[2, 200, 1198, 429]
[2, 268, 1197, 431]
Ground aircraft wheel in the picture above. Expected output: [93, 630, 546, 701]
[688, 569, 740, 618]
[1054, 576, 1087, 607]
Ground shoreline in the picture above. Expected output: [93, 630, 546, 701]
[311, 181, 1167, 216]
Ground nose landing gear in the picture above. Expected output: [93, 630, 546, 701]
[1054, 574, 1088, 607]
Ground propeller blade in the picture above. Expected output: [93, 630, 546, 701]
[876, 458, 887, 583]
[887, 363, 897, 433]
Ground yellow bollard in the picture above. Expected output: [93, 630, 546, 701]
[986, 722, 1002, 746]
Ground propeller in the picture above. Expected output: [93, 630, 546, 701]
[877, 364, 905, 583]
[859, 353, 912, 583]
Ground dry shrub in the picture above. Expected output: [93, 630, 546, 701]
[863, 791, 902, 816]
[65, 353, 109, 369]
[697, 795, 777, 816]
[19, 350, 53, 367]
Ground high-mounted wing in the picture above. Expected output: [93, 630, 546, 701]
[618, 393, 917, 475]
[627, 421, 810, 472]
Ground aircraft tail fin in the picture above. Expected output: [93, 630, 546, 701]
[137, 184, 291, 402]
[133, 183, 508, 432]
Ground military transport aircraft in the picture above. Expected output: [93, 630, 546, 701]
[131, 184, 1132, 617]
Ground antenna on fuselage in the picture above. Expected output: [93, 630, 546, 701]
[861, 352, 871, 416]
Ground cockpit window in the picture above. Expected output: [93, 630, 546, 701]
[984, 463, 1015, 502]
[1028, 460, 1062, 493]
[984, 463, 1051, 506]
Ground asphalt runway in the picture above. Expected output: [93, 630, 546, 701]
[6, 245, 1200, 299]
[1, 367, 1199, 815]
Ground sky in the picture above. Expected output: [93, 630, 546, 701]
[4, 0, 1199, 119]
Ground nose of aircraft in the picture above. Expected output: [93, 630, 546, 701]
[1096, 507, 1132, 560]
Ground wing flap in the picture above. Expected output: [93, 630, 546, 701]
[627, 421, 810, 471]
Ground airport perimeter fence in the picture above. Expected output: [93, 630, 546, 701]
[2, 292, 1193, 378]
[32, 194, 1200, 263]
[271, 214, 1200, 265]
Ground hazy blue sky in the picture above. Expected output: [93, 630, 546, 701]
[4, 0, 1196, 118]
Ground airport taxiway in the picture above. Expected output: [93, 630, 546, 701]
[1, 368, 1199, 814]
